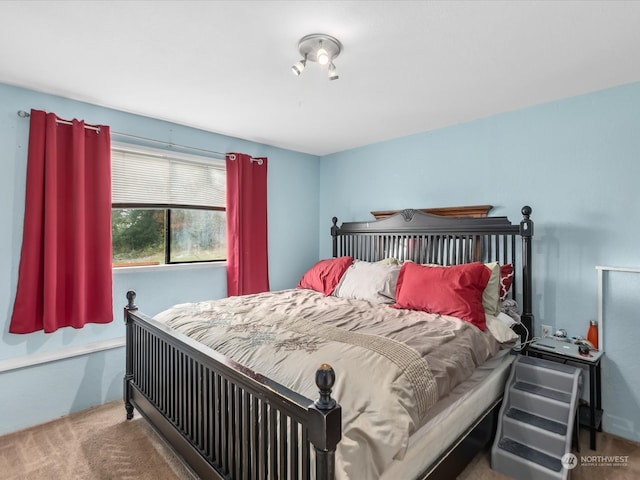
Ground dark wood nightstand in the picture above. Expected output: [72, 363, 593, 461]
[526, 337, 603, 450]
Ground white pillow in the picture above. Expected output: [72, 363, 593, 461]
[486, 313, 519, 344]
[334, 260, 401, 304]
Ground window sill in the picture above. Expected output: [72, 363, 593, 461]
[113, 261, 227, 274]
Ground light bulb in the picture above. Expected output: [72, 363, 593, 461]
[316, 47, 329, 65]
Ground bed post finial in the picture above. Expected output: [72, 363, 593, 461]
[126, 290, 138, 311]
[315, 363, 337, 409]
[331, 217, 339, 258]
[520, 205, 533, 231]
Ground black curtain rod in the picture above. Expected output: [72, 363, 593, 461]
[17, 110, 227, 159]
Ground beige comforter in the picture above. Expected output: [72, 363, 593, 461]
[154, 288, 501, 479]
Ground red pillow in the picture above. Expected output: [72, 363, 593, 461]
[297, 256, 353, 296]
[499, 264, 515, 301]
[393, 262, 491, 330]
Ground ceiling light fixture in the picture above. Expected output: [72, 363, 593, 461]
[292, 34, 342, 80]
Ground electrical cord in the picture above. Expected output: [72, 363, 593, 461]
[511, 322, 541, 353]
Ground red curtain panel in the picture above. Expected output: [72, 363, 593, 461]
[226, 153, 270, 296]
[10, 109, 113, 334]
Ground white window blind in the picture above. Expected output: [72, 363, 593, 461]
[111, 144, 226, 208]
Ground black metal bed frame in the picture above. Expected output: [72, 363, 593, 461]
[124, 206, 534, 480]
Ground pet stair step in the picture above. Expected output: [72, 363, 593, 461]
[509, 386, 571, 424]
[498, 437, 563, 472]
[506, 407, 567, 436]
[502, 411, 568, 457]
[516, 356, 578, 394]
[513, 381, 572, 403]
[517, 355, 578, 375]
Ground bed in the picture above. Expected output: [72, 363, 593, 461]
[123, 205, 534, 480]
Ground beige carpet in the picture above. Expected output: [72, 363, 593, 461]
[0, 401, 196, 480]
[1, 400, 638, 479]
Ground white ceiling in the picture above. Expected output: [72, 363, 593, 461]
[1, 1, 640, 156]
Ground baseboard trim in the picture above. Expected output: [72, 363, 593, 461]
[0, 337, 125, 374]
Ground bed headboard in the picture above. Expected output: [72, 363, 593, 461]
[331, 206, 534, 340]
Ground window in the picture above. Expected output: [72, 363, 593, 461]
[111, 144, 226, 267]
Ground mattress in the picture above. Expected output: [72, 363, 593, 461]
[381, 349, 515, 479]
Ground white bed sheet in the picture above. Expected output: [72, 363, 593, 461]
[380, 349, 515, 480]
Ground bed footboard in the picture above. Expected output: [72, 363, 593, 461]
[123, 291, 342, 480]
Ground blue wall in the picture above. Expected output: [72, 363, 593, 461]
[0, 83, 320, 435]
[319, 81, 640, 443]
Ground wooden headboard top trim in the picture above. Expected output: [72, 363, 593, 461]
[371, 205, 492, 220]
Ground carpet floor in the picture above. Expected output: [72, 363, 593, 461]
[1, 400, 638, 479]
[0, 401, 196, 480]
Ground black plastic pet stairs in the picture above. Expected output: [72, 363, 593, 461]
[491, 355, 583, 480]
